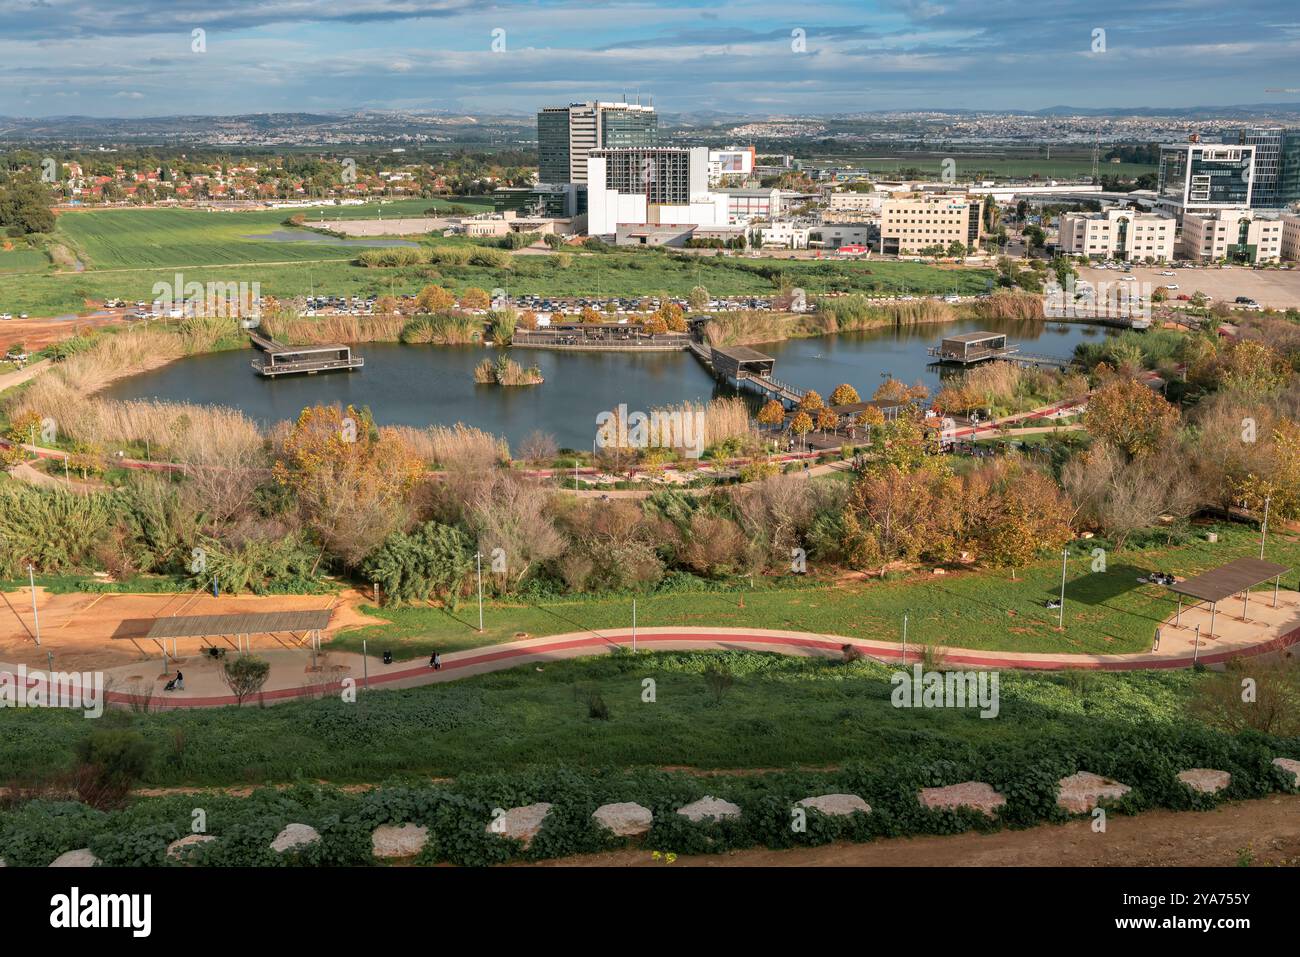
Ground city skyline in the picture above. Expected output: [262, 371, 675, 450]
[2, 0, 1299, 118]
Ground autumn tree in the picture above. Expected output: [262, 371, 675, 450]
[757, 400, 786, 428]
[797, 390, 824, 413]
[789, 411, 813, 440]
[874, 378, 908, 403]
[828, 383, 860, 407]
[459, 287, 490, 310]
[688, 285, 710, 311]
[580, 306, 603, 324]
[416, 285, 456, 312]
[1084, 377, 1180, 459]
[1233, 418, 1300, 521]
[966, 461, 1072, 579]
[273, 404, 425, 567]
[841, 466, 961, 576]
[816, 408, 839, 432]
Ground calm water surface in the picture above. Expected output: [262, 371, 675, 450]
[103, 319, 1108, 449]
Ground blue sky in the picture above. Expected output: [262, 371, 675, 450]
[1, 0, 1297, 116]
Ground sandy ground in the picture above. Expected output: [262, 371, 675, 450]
[0, 587, 373, 671]
[1077, 264, 1300, 309]
[536, 794, 1300, 867]
[0, 311, 125, 355]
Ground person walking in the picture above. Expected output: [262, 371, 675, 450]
[430, 651, 442, 671]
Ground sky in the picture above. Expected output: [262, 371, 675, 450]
[1, 0, 1298, 117]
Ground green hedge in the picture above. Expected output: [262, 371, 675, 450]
[4, 729, 1296, 867]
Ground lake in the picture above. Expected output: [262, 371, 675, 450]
[102, 319, 1107, 450]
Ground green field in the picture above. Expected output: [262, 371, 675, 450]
[0, 648, 1203, 787]
[0, 200, 996, 316]
[332, 524, 1298, 660]
[0, 247, 49, 275]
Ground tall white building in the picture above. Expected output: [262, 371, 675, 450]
[586, 146, 727, 236]
[1058, 208, 1176, 262]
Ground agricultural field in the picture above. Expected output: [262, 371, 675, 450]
[0, 246, 48, 275]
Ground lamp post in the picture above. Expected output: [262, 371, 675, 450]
[27, 564, 40, 646]
[475, 551, 484, 633]
[1058, 547, 1068, 630]
[1260, 494, 1270, 560]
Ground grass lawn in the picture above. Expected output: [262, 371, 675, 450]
[3, 200, 997, 316]
[333, 524, 1300, 660]
[0, 649, 1201, 786]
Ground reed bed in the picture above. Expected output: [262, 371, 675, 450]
[971, 290, 1044, 321]
[262, 313, 407, 344]
[385, 423, 510, 468]
[400, 312, 483, 345]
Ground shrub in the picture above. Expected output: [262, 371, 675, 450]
[72, 730, 154, 809]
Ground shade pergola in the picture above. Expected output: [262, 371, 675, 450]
[120, 609, 334, 658]
[1168, 557, 1290, 637]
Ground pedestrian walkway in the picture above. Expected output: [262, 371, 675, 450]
[7, 590, 1296, 710]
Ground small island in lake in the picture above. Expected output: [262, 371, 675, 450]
[474, 355, 544, 386]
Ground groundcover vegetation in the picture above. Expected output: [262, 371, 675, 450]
[1, 652, 1297, 866]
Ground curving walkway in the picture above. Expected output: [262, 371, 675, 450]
[17, 600, 1297, 710]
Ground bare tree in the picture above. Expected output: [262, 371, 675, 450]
[221, 654, 271, 706]
[518, 430, 558, 467]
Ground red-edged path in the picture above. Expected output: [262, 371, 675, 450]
[69, 618, 1300, 710]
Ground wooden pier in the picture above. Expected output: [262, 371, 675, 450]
[928, 331, 1070, 370]
[691, 340, 807, 407]
[249, 331, 363, 377]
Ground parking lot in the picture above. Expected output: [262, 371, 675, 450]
[1076, 264, 1300, 310]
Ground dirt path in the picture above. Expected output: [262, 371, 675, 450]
[536, 794, 1300, 867]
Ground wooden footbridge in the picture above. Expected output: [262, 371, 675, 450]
[690, 339, 806, 407]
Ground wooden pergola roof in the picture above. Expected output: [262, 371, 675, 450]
[139, 610, 333, 640]
[712, 345, 773, 363]
[1169, 558, 1290, 605]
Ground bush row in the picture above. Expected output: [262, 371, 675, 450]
[3, 722, 1296, 867]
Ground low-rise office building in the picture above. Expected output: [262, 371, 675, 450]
[717, 187, 782, 224]
[1281, 212, 1300, 262]
[824, 190, 883, 222]
[1177, 208, 1283, 263]
[880, 192, 983, 256]
[1058, 208, 1176, 261]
